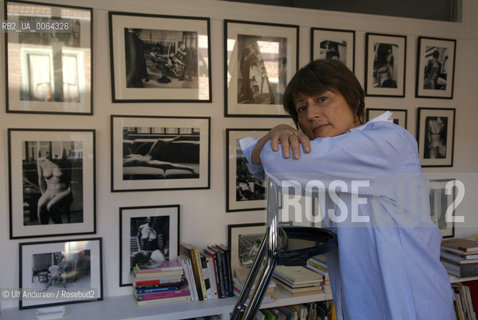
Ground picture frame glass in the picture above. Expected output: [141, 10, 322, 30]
[417, 108, 455, 167]
[9, 129, 95, 238]
[19, 238, 102, 309]
[225, 21, 298, 116]
[120, 205, 179, 286]
[428, 179, 455, 238]
[416, 37, 455, 98]
[6, 1, 92, 114]
[365, 33, 406, 97]
[109, 13, 210, 102]
[311, 28, 354, 71]
[226, 129, 268, 212]
[111, 116, 210, 191]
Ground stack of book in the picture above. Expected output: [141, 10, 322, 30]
[232, 268, 277, 304]
[306, 255, 331, 296]
[441, 238, 478, 278]
[273, 266, 324, 297]
[131, 259, 190, 306]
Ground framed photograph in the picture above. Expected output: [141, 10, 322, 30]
[428, 179, 455, 238]
[226, 129, 268, 212]
[5, 1, 92, 114]
[365, 33, 406, 97]
[111, 115, 210, 191]
[311, 27, 355, 71]
[8, 129, 96, 239]
[109, 12, 211, 102]
[19, 237, 103, 309]
[416, 36, 456, 99]
[417, 108, 455, 167]
[119, 205, 179, 286]
[228, 223, 265, 275]
[366, 108, 408, 129]
[224, 20, 299, 117]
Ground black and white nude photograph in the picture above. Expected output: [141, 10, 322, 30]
[373, 43, 398, 88]
[22, 140, 84, 226]
[416, 37, 455, 99]
[423, 46, 449, 91]
[129, 215, 170, 271]
[236, 34, 287, 105]
[424, 116, 448, 159]
[124, 28, 199, 89]
[121, 126, 200, 181]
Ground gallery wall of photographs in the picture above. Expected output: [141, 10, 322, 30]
[0, 0, 465, 310]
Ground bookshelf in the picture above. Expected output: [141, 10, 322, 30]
[0, 288, 333, 320]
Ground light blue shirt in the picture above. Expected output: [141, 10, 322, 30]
[240, 112, 455, 320]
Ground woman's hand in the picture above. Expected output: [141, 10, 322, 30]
[251, 124, 311, 164]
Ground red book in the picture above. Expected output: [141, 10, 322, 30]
[135, 287, 190, 301]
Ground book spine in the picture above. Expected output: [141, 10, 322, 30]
[135, 295, 191, 306]
[207, 249, 223, 298]
[177, 256, 197, 301]
[192, 247, 207, 301]
[135, 285, 179, 294]
[219, 244, 234, 297]
[200, 253, 212, 300]
[133, 277, 182, 287]
[205, 254, 218, 299]
[215, 246, 230, 296]
[135, 288, 190, 301]
[211, 247, 226, 298]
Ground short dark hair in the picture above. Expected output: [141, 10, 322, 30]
[283, 59, 365, 129]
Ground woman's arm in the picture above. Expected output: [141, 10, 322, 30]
[251, 124, 311, 165]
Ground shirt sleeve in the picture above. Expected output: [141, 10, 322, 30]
[260, 122, 420, 192]
[239, 137, 265, 180]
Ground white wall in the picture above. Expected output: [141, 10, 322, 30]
[1, 0, 477, 310]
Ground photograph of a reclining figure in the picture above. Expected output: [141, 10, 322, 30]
[122, 126, 200, 180]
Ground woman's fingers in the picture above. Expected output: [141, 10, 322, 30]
[271, 130, 311, 159]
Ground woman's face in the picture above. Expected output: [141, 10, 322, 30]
[294, 88, 356, 139]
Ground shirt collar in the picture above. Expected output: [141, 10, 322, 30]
[350, 111, 394, 132]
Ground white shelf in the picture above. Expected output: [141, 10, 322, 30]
[1, 288, 332, 320]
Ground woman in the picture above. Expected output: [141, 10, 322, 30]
[37, 149, 73, 224]
[240, 59, 455, 319]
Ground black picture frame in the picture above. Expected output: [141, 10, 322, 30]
[366, 108, 408, 129]
[108, 11, 211, 103]
[310, 27, 355, 72]
[417, 108, 455, 167]
[4, 0, 93, 115]
[428, 178, 456, 238]
[19, 237, 103, 309]
[119, 205, 180, 286]
[226, 129, 269, 212]
[365, 33, 406, 97]
[415, 36, 456, 99]
[8, 128, 96, 239]
[224, 19, 299, 117]
[227, 223, 265, 274]
[111, 115, 210, 191]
